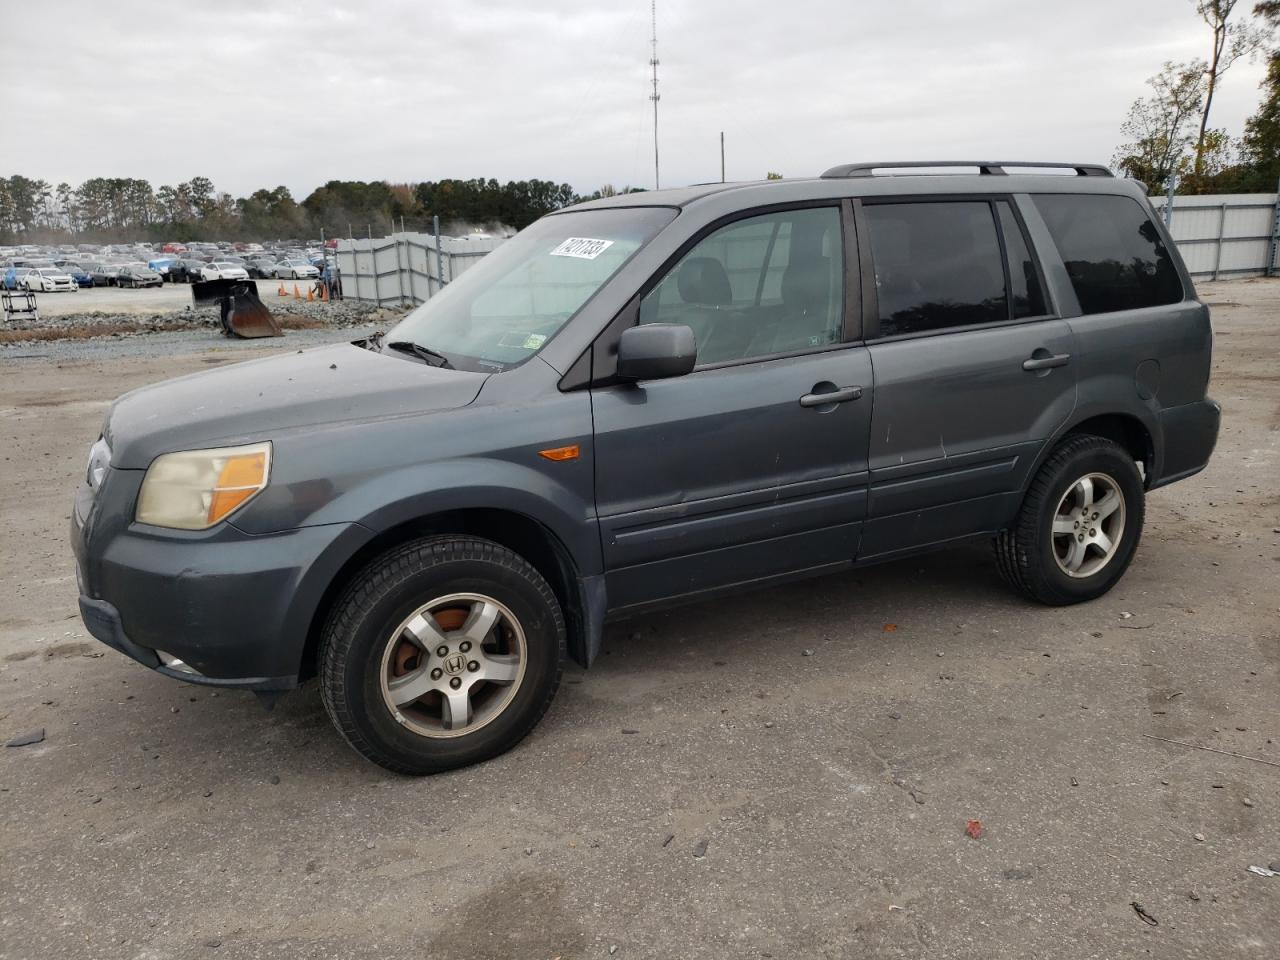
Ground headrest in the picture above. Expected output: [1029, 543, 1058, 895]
[782, 256, 831, 314]
[677, 257, 732, 306]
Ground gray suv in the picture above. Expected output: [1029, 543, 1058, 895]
[72, 161, 1220, 774]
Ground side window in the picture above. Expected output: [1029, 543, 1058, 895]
[996, 201, 1047, 319]
[1032, 194, 1183, 315]
[639, 207, 843, 365]
[864, 201, 1006, 337]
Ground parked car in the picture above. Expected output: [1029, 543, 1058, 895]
[274, 258, 319, 279]
[88, 263, 122, 287]
[72, 161, 1219, 775]
[200, 261, 251, 281]
[246, 258, 277, 279]
[168, 259, 200, 283]
[147, 257, 177, 280]
[61, 263, 94, 288]
[2, 266, 33, 290]
[116, 264, 163, 288]
[161, 242, 188, 254]
[22, 268, 77, 292]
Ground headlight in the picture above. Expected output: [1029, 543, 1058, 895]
[136, 442, 271, 530]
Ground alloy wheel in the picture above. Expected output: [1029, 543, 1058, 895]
[1051, 472, 1126, 578]
[378, 592, 527, 738]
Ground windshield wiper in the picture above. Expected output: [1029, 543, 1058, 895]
[385, 340, 453, 369]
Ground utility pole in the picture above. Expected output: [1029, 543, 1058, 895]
[649, 0, 660, 190]
[720, 131, 725, 183]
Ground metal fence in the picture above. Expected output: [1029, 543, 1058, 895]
[1151, 190, 1280, 281]
[334, 230, 505, 307]
[336, 189, 1280, 304]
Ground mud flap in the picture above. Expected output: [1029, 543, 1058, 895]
[192, 279, 283, 339]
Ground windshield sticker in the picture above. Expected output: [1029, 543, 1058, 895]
[497, 331, 549, 350]
[550, 237, 615, 260]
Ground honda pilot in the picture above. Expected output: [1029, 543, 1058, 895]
[72, 161, 1220, 774]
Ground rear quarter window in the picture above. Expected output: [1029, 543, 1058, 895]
[1033, 194, 1184, 315]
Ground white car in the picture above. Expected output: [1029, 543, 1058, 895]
[22, 268, 77, 292]
[274, 259, 319, 279]
[200, 262, 250, 281]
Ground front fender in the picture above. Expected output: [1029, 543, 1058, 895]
[343, 458, 604, 576]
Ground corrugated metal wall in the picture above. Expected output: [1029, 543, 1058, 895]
[337, 193, 1280, 305]
[1150, 193, 1280, 280]
[334, 233, 504, 306]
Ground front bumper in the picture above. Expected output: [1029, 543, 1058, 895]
[78, 596, 294, 690]
[72, 470, 368, 689]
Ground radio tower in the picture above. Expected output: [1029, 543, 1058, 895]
[649, 0, 660, 189]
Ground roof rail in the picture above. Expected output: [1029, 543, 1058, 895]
[820, 161, 1113, 179]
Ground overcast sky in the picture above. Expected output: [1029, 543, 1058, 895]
[3, 0, 1271, 198]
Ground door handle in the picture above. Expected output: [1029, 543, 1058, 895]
[1022, 352, 1071, 371]
[799, 385, 863, 407]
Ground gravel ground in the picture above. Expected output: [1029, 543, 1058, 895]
[1, 322, 389, 363]
[1, 279, 407, 347]
[0, 278, 1277, 959]
[13, 279, 377, 320]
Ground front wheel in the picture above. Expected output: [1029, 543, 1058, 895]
[995, 435, 1144, 606]
[319, 536, 565, 774]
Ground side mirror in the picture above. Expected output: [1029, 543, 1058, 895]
[616, 324, 697, 381]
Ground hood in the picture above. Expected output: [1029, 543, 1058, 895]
[105, 342, 490, 469]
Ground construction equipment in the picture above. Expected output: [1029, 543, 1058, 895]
[191, 279, 282, 339]
[2, 289, 38, 323]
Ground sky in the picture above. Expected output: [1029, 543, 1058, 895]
[2, 0, 1272, 199]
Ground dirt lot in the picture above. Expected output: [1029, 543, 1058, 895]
[24, 281, 213, 317]
[23, 275, 325, 318]
[1, 279, 1277, 959]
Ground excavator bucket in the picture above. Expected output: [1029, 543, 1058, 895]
[191, 279, 283, 339]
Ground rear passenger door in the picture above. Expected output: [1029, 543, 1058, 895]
[857, 197, 1077, 558]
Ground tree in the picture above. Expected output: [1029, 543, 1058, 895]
[1236, 3, 1280, 188]
[1190, 1, 1270, 178]
[765, 171, 783, 180]
[1112, 61, 1207, 192]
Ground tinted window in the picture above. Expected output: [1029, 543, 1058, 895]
[864, 201, 1006, 336]
[996, 201, 1047, 319]
[1033, 194, 1183, 314]
[639, 207, 843, 365]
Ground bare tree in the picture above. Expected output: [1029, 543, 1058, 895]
[1191, 1, 1269, 176]
[1113, 60, 1208, 192]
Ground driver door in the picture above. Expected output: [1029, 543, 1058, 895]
[590, 204, 874, 611]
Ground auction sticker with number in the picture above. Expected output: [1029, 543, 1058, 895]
[550, 237, 615, 260]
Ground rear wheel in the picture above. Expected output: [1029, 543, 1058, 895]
[320, 536, 565, 774]
[995, 435, 1144, 605]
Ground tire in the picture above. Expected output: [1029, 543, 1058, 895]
[995, 435, 1144, 606]
[320, 536, 565, 775]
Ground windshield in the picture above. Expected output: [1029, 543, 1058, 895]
[386, 206, 675, 372]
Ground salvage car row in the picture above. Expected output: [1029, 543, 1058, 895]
[2, 243, 328, 292]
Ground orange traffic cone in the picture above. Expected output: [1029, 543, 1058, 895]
[306, 286, 314, 302]
[277, 283, 287, 297]
[293, 284, 302, 300]
[319, 284, 329, 302]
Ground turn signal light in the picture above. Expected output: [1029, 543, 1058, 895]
[538, 444, 580, 462]
[208, 449, 270, 524]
